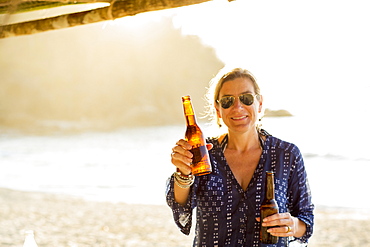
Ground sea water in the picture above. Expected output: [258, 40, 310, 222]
[0, 116, 369, 208]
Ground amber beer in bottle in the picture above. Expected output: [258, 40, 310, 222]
[182, 95, 212, 176]
[260, 171, 279, 244]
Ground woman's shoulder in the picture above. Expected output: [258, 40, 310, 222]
[206, 137, 221, 153]
[265, 130, 302, 156]
[206, 133, 226, 144]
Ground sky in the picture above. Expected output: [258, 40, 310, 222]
[169, 0, 370, 119]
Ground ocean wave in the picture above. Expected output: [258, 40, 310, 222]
[303, 152, 370, 162]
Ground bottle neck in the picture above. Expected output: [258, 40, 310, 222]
[185, 114, 196, 126]
[265, 172, 275, 200]
[183, 98, 197, 126]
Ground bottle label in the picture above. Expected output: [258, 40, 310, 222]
[190, 145, 203, 164]
[190, 145, 212, 176]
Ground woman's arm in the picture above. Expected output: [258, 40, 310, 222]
[170, 139, 193, 205]
[174, 183, 191, 206]
[170, 139, 213, 205]
[258, 143, 314, 241]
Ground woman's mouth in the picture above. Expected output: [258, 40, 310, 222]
[231, 116, 247, 120]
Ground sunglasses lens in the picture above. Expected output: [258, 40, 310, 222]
[220, 96, 235, 109]
[239, 94, 254, 106]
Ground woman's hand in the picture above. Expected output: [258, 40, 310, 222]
[257, 213, 306, 238]
[171, 139, 213, 175]
[171, 139, 193, 175]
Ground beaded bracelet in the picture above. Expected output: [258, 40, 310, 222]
[176, 171, 194, 181]
[176, 168, 193, 179]
[174, 171, 194, 183]
[173, 172, 194, 189]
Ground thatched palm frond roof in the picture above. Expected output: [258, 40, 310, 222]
[0, 0, 111, 14]
[0, 0, 215, 38]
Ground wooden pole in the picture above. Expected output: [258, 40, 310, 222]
[0, 0, 212, 38]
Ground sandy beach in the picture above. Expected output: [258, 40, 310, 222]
[1, 188, 369, 247]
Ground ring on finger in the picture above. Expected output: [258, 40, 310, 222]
[286, 226, 292, 233]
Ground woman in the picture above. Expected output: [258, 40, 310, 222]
[166, 68, 314, 246]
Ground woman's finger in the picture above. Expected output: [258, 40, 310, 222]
[267, 225, 294, 237]
[176, 139, 192, 150]
[172, 145, 193, 159]
[171, 150, 192, 165]
[262, 213, 292, 225]
[262, 212, 295, 237]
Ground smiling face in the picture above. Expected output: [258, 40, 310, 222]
[215, 77, 263, 134]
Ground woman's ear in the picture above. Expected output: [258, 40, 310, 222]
[258, 95, 263, 113]
[215, 102, 221, 118]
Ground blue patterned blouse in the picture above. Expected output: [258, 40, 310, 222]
[166, 131, 314, 247]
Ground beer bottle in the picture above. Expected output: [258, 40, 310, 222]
[182, 95, 212, 176]
[23, 230, 39, 247]
[260, 171, 279, 244]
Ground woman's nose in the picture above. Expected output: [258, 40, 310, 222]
[233, 97, 243, 108]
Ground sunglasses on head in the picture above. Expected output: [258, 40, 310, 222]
[217, 93, 259, 109]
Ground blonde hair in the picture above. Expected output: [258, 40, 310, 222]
[205, 67, 261, 128]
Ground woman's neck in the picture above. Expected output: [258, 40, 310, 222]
[226, 128, 261, 152]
